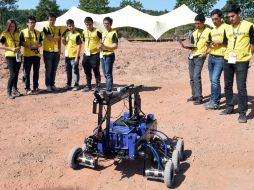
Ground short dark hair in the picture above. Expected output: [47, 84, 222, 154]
[226, 4, 241, 14]
[84, 17, 93, 23]
[210, 9, 222, 17]
[195, 13, 206, 22]
[48, 13, 56, 19]
[103, 17, 113, 25]
[66, 19, 74, 25]
[26, 15, 36, 23]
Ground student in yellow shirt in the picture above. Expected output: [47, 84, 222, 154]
[98, 17, 118, 94]
[178, 14, 211, 105]
[220, 4, 254, 123]
[20, 15, 43, 95]
[62, 19, 82, 91]
[42, 13, 61, 92]
[204, 9, 228, 110]
[0, 19, 21, 99]
[81, 17, 102, 92]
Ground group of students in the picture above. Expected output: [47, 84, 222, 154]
[0, 13, 118, 98]
[179, 4, 254, 123]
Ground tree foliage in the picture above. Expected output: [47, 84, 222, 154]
[35, 0, 60, 21]
[0, 0, 18, 31]
[79, 0, 109, 14]
[120, 0, 143, 10]
[174, 0, 218, 16]
[222, 0, 254, 18]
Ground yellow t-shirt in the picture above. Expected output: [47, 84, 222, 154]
[191, 27, 211, 56]
[224, 20, 254, 62]
[42, 25, 61, 52]
[20, 28, 42, 57]
[209, 23, 229, 56]
[64, 30, 82, 58]
[0, 32, 20, 57]
[102, 29, 118, 56]
[83, 27, 101, 55]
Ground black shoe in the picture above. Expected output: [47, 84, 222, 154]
[12, 88, 21, 97]
[238, 113, 247, 123]
[187, 96, 196, 102]
[220, 106, 234, 115]
[7, 92, 15, 99]
[193, 99, 202, 105]
[81, 85, 92, 92]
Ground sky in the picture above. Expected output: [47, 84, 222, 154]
[16, 0, 226, 11]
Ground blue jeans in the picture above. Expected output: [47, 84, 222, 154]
[188, 56, 205, 99]
[65, 57, 80, 87]
[224, 61, 249, 114]
[208, 55, 224, 104]
[101, 53, 115, 92]
[23, 56, 40, 90]
[43, 52, 60, 86]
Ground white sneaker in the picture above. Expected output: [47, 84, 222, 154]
[72, 86, 79, 91]
[51, 85, 59, 91]
[46, 86, 53, 92]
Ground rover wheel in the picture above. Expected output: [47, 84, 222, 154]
[68, 147, 82, 169]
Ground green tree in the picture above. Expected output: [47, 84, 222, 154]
[0, 0, 18, 31]
[174, 0, 218, 16]
[120, 0, 143, 10]
[79, 0, 109, 14]
[222, 0, 254, 19]
[35, 0, 60, 21]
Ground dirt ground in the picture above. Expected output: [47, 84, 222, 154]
[1, 40, 254, 190]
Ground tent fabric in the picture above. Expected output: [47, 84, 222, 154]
[35, 4, 213, 40]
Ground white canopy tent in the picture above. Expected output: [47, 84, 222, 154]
[35, 4, 213, 40]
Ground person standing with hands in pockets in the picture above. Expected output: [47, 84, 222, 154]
[98, 17, 118, 95]
[220, 4, 254, 123]
[0, 19, 22, 99]
[62, 19, 82, 91]
[42, 13, 61, 92]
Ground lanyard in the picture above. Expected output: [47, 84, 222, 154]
[49, 26, 55, 36]
[232, 22, 241, 50]
[102, 31, 110, 43]
[28, 30, 38, 46]
[195, 29, 204, 46]
[87, 30, 92, 46]
[9, 32, 17, 48]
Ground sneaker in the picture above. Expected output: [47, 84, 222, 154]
[51, 85, 59, 91]
[25, 89, 32, 95]
[220, 106, 234, 115]
[64, 85, 72, 90]
[12, 89, 21, 97]
[46, 86, 53, 92]
[205, 101, 219, 110]
[238, 113, 247, 123]
[193, 99, 203, 105]
[72, 86, 79, 91]
[81, 85, 92, 92]
[33, 88, 41, 94]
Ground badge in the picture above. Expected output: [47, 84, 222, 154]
[85, 48, 91, 56]
[228, 52, 237, 64]
[100, 51, 103, 58]
[65, 49, 68, 57]
[16, 52, 22, 62]
[188, 51, 194, 59]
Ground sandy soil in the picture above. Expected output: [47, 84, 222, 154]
[1, 40, 254, 190]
